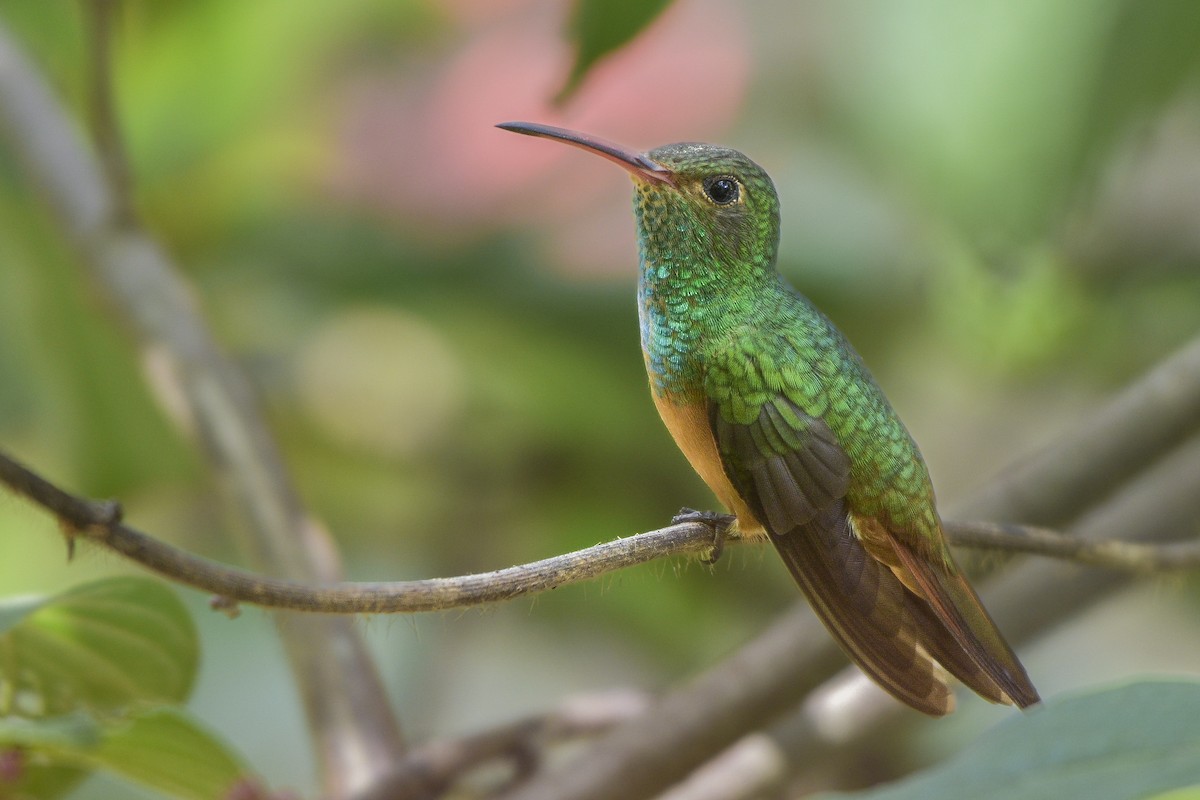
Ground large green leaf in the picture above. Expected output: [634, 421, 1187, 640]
[815, 680, 1200, 800]
[0, 708, 252, 800]
[557, 0, 675, 102]
[0, 577, 197, 715]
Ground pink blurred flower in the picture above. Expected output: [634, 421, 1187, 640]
[332, 0, 749, 275]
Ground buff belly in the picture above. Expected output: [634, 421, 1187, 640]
[651, 390, 768, 540]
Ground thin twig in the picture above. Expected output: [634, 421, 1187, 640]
[0, 448, 715, 612]
[947, 519, 1200, 573]
[2, 447, 1198, 616]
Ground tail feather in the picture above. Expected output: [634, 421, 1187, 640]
[891, 537, 1041, 709]
[901, 590, 1010, 705]
[768, 503, 1040, 714]
[769, 503, 955, 716]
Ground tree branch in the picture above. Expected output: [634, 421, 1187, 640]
[946, 519, 1200, 572]
[82, 0, 133, 226]
[393, 689, 650, 797]
[654, 734, 787, 800]
[0, 17, 409, 799]
[3, 448, 1198, 618]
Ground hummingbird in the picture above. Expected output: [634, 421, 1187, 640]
[497, 122, 1039, 716]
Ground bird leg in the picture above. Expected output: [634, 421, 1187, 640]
[672, 508, 736, 564]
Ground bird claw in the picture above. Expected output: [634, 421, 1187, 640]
[672, 507, 735, 564]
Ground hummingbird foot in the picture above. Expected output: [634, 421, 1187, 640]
[672, 508, 736, 564]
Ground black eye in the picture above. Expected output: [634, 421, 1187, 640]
[703, 176, 739, 205]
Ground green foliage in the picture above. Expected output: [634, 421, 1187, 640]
[1, 709, 252, 800]
[82, 708, 249, 800]
[930, 242, 1088, 373]
[815, 680, 1200, 800]
[557, 0, 674, 102]
[1078, 0, 1200, 174]
[0, 578, 253, 799]
[0, 577, 197, 714]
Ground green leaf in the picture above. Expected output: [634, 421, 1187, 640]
[90, 707, 252, 800]
[1144, 788, 1200, 800]
[0, 577, 198, 715]
[814, 680, 1200, 800]
[0, 708, 252, 800]
[557, 0, 675, 102]
[0, 595, 48, 637]
[0, 762, 89, 800]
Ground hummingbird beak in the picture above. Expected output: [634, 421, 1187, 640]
[497, 122, 675, 187]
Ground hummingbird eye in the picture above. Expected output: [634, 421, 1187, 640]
[702, 176, 740, 205]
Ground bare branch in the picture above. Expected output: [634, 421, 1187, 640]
[395, 690, 650, 797]
[4, 448, 1198, 619]
[0, 447, 714, 611]
[947, 519, 1200, 573]
[654, 735, 787, 800]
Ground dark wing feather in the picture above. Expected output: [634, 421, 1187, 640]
[711, 396, 1040, 713]
[769, 502, 956, 715]
[714, 399, 849, 530]
[711, 398, 957, 716]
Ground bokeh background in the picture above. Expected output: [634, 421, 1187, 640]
[2, 1, 1200, 797]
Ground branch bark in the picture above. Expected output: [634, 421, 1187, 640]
[0, 17, 409, 800]
[394, 689, 650, 797]
[4, 448, 1199, 617]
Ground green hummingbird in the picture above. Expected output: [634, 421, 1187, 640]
[497, 122, 1039, 716]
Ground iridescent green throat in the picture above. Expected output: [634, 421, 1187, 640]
[632, 143, 782, 397]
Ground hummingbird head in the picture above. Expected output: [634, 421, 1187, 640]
[636, 141, 781, 275]
[498, 122, 781, 282]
